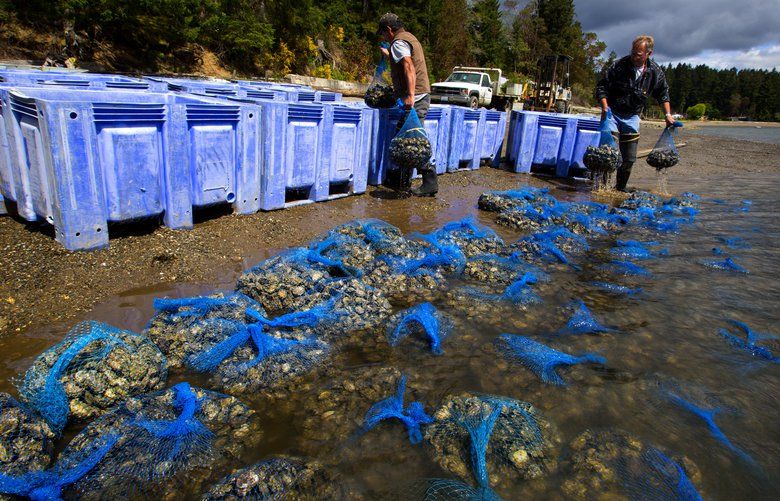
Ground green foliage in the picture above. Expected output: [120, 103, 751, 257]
[471, 0, 507, 68]
[668, 63, 779, 121]
[686, 103, 707, 119]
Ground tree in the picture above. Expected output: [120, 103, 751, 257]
[686, 103, 707, 119]
[471, 0, 507, 68]
[432, 0, 473, 79]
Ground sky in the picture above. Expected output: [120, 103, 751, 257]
[520, 0, 780, 70]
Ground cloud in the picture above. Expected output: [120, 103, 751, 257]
[571, 0, 780, 69]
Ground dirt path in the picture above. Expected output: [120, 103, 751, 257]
[1, 127, 778, 336]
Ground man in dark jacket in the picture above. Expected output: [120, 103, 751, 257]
[377, 12, 437, 197]
[596, 35, 675, 191]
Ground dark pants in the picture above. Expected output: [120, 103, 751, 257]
[385, 95, 432, 190]
[615, 133, 640, 191]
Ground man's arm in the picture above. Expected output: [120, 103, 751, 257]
[401, 56, 416, 108]
[595, 65, 613, 120]
[651, 67, 674, 126]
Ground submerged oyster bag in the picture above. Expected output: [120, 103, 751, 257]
[561, 429, 703, 500]
[390, 108, 432, 170]
[202, 457, 348, 500]
[386, 302, 449, 355]
[647, 123, 682, 169]
[18, 321, 168, 435]
[59, 382, 258, 497]
[425, 394, 559, 490]
[0, 393, 55, 476]
[362, 375, 433, 445]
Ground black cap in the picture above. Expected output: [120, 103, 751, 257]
[377, 12, 402, 36]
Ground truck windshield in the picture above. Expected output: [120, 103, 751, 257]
[445, 72, 482, 84]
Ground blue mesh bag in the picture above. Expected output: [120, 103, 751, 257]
[583, 109, 621, 180]
[180, 306, 332, 394]
[0, 393, 55, 476]
[701, 257, 749, 274]
[235, 248, 334, 313]
[718, 319, 778, 363]
[716, 236, 750, 250]
[658, 381, 755, 465]
[57, 382, 260, 498]
[390, 108, 432, 170]
[146, 292, 265, 368]
[599, 260, 652, 277]
[0, 432, 118, 501]
[478, 186, 552, 213]
[362, 375, 434, 444]
[424, 393, 559, 489]
[561, 429, 703, 501]
[386, 303, 450, 355]
[590, 281, 642, 295]
[558, 300, 615, 336]
[646, 122, 682, 170]
[18, 321, 168, 435]
[364, 49, 397, 109]
[464, 253, 546, 286]
[610, 239, 667, 260]
[495, 333, 606, 386]
[433, 217, 505, 257]
[202, 456, 349, 500]
[461, 272, 541, 306]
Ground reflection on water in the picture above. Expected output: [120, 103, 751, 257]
[1, 172, 778, 499]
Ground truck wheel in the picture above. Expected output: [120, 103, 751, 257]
[469, 95, 479, 109]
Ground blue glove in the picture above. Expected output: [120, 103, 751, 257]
[396, 98, 405, 110]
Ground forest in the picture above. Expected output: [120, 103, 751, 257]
[1, 0, 778, 119]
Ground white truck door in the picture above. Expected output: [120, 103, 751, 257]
[481, 75, 493, 105]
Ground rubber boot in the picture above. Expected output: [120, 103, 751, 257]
[615, 133, 639, 192]
[411, 169, 438, 197]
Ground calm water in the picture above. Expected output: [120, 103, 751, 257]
[0, 171, 778, 499]
[690, 125, 780, 145]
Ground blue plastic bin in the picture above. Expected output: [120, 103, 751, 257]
[296, 90, 343, 103]
[2, 88, 261, 250]
[506, 110, 599, 176]
[223, 98, 371, 210]
[0, 70, 166, 91]
[446, 107, 484, 172]
[234, 79, 313, 90]
[480, 110, 508, 167]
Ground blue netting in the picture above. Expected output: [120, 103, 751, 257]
[562, 429, 703, 501]
[424, 394, 556, 490]
[718, 319, 778, 363]
[700, 257, 749, 274]
[387, 303, 448, 355]
[712, 247, 725, 256]
[0, 433, 118, 501]
[665, 388, 754, 464]
[495, 333, 606, 386]
[396, 232, 467, 275]
[610, 240, 667, 260]
[185, 302, 333, 373]
[600, 260, 652, 277]
[590, 281, 643, 295]
[440, 216, 500, 241]
[151, 293, 258, 320]
[558, 300, 614, 335]
[58, 382, 257, 497]
[362, 375, 433, 444]
[202, 457, 344, 500]
[0, 393, 55, 476]
[624, 447, 703, 501]
[18, 321, 167, 436]
[464, 253, 548, 286]
[405, 478, 502, 500]
[501, 272, 541, 304]
[716, 236, 750, 250]
[307, 235, 364, 277]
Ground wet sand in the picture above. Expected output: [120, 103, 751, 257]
[1, 127, 778, 336]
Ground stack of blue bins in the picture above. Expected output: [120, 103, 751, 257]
[0, 69, 517, 251]
[505, 110, 600, 177]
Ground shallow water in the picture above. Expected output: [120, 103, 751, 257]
[690, 125, 780, 145]
[1, 171, 779, 499]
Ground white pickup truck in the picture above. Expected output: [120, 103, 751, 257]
[430, 67, 524, 111]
